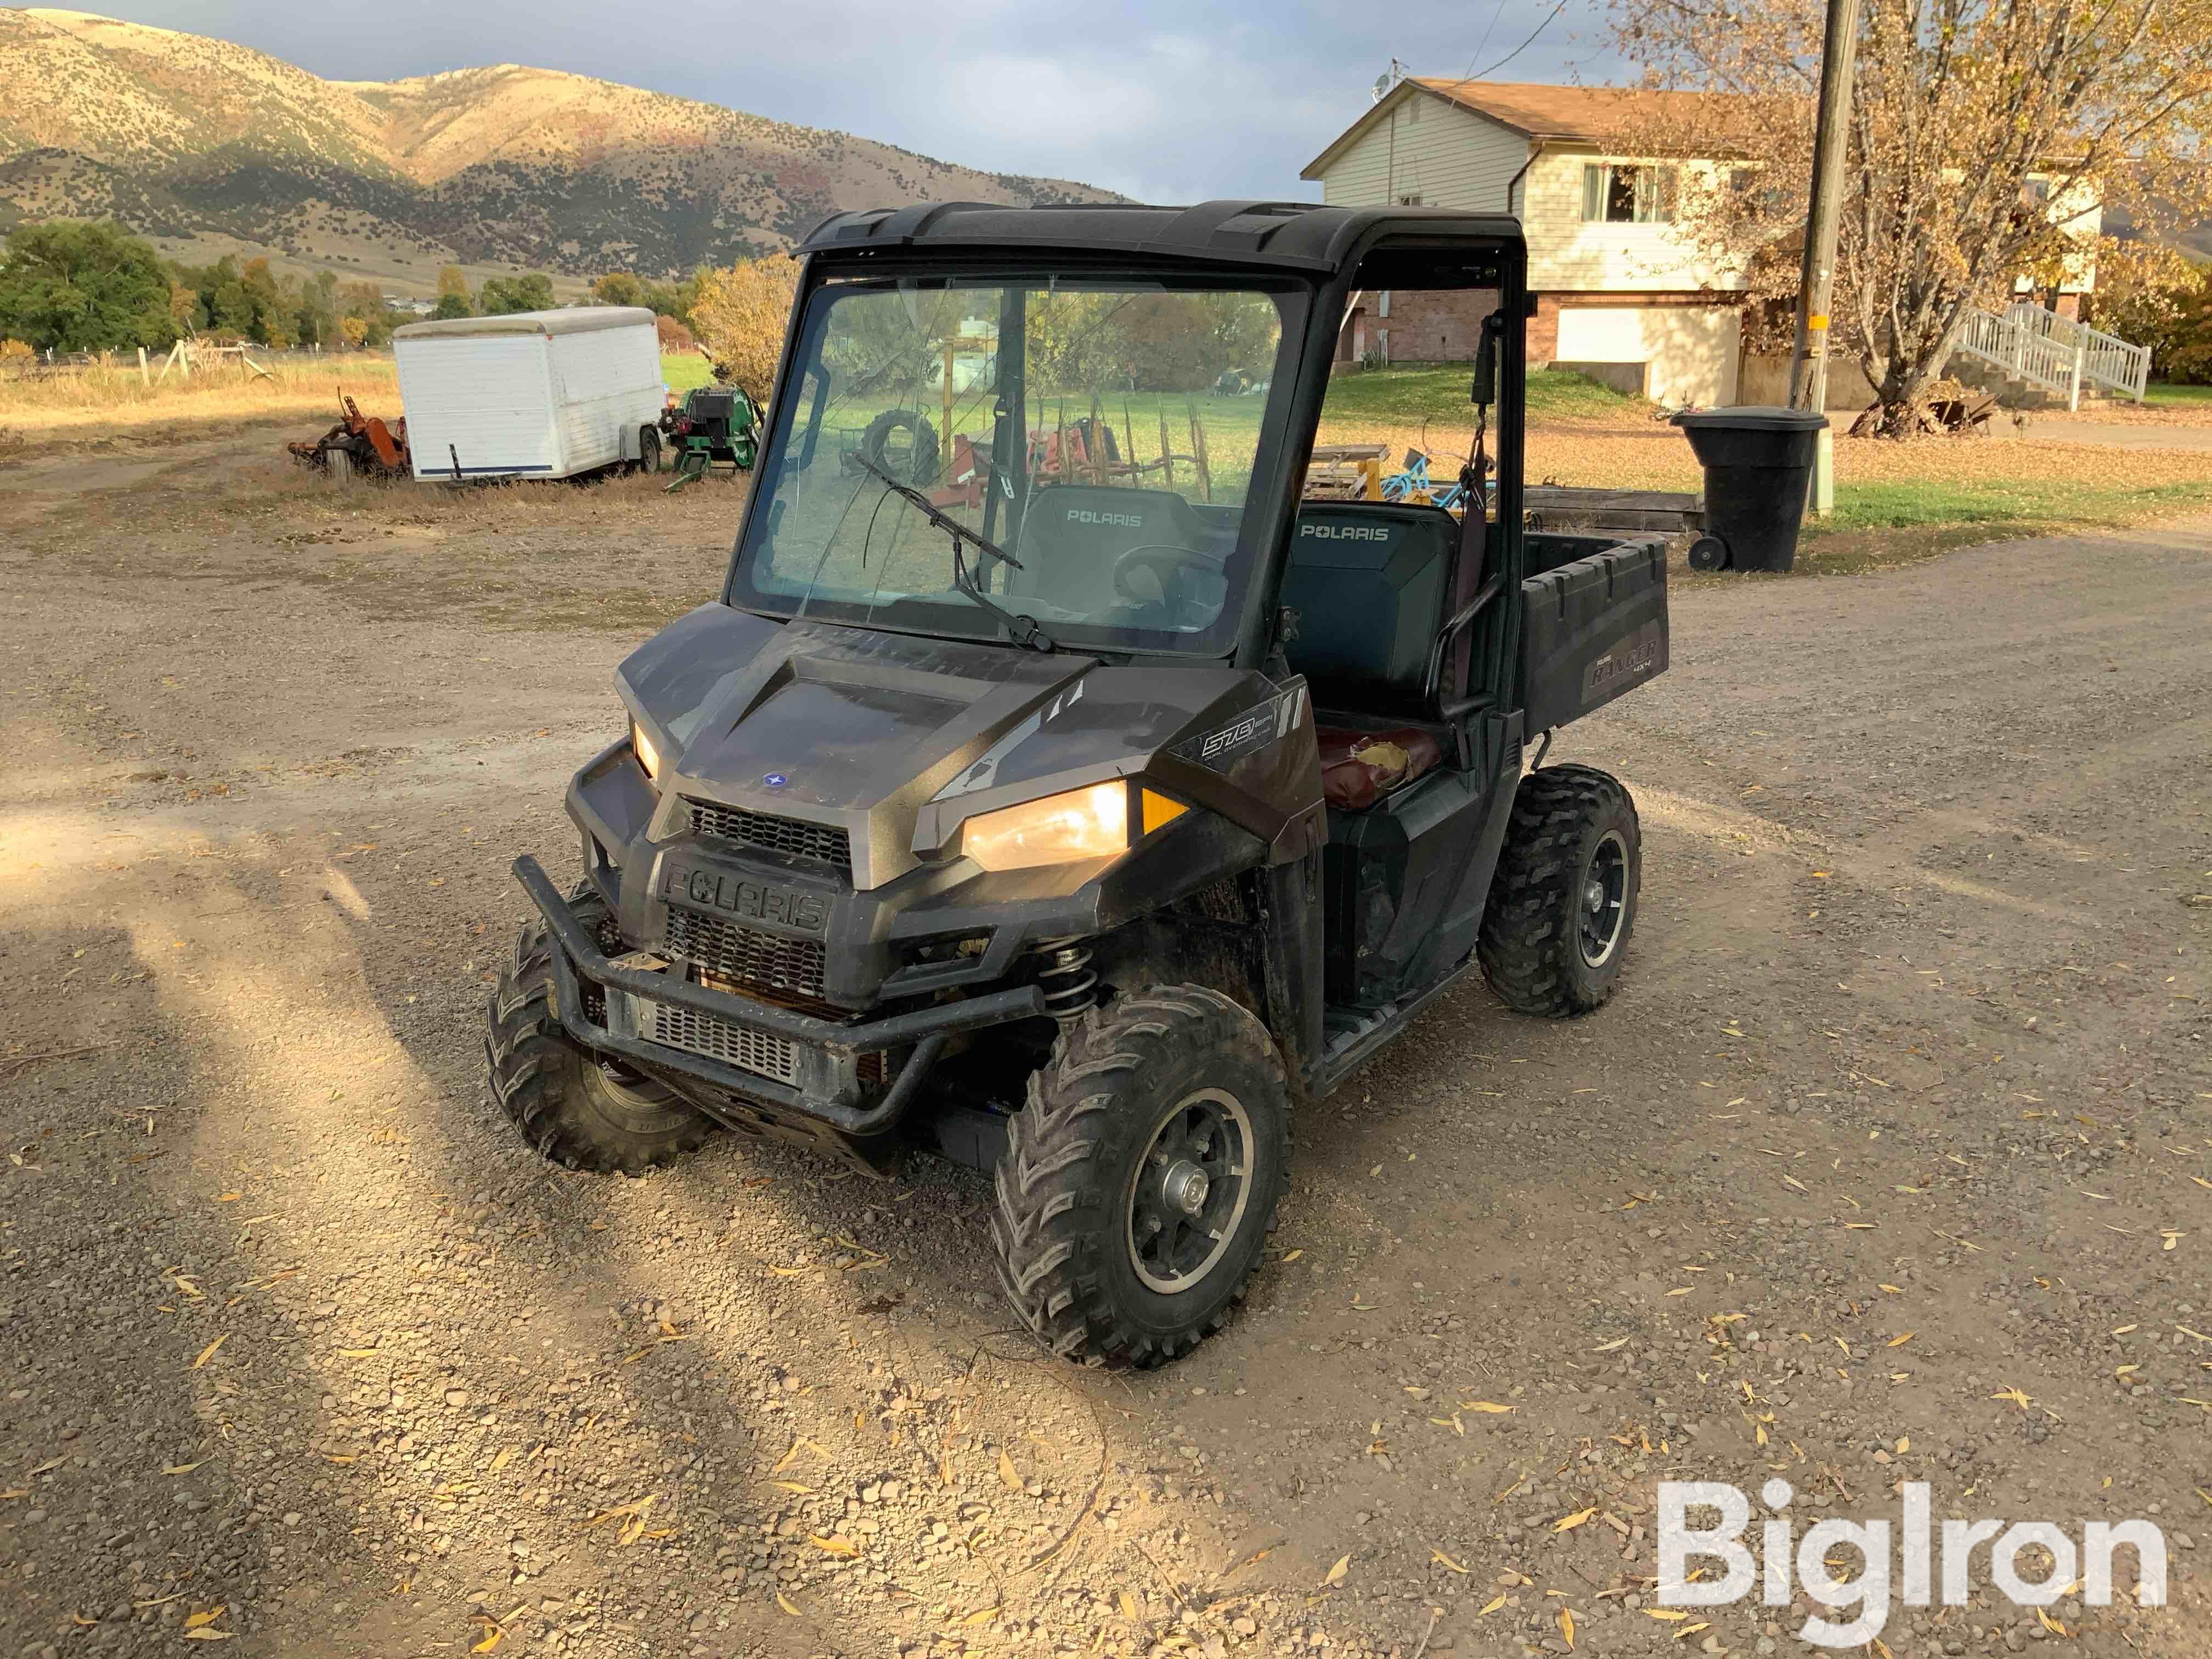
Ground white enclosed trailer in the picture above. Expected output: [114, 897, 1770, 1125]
[392, 306, 664, 482]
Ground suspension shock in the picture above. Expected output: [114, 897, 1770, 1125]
[1033, 936, 1098, 1024]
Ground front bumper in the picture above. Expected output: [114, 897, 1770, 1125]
[514, 855, 1048, 1135]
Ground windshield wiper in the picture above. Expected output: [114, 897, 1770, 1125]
[852, 454, 1056, 652]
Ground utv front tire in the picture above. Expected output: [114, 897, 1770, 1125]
[992, 986, 1289, 1368]
[1478, 763, 1641, 1017]
[484, 886, 715, 1172]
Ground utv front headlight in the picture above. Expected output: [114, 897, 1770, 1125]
[630, 720, 662, 782]
[960, 781, 1129, 872]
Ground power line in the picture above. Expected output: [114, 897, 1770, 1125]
[1460, 0, 1514, 83]
[1466, 0, 1571, 82]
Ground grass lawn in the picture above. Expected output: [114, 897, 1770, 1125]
[661, 353, 716, 392]
[2143, 382, 2212, 407]
[1319, 364, 1639, 426]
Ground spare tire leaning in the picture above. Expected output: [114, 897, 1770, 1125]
[859, 409, 940, 485]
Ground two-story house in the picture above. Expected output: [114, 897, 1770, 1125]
[1300, 76, 2104, 408]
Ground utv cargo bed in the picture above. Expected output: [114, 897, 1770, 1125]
[1520, 533, 1669, 733]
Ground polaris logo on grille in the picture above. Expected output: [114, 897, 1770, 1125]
[665, 864, 828, 933]
[1066, 509, 1144, 528]
[1299, 522, 1392, 541]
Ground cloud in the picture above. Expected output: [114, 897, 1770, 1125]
[90, 0, 1623, 200]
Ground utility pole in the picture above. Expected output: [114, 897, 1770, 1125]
[1788, 0, 1861, 516]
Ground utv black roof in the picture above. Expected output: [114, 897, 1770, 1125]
[797, 200, 1525, 276]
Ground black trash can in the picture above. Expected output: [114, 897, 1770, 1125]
[1671, 406, 1829, 573]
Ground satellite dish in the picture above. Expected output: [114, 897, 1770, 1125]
[1372, 71, 1393, 101]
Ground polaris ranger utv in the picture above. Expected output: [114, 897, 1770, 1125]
[487, 202, 1668, 1367]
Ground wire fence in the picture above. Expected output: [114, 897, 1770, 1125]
[0, 345, 397, 383]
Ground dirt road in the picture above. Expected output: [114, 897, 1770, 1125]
[3, 433, 2208, 1659]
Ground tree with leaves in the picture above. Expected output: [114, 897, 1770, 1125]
[479, 273, 557, 315]
[435, 266, 474, 311]
[590, 272, 645, 308]
[691, 255, 800, 398]
[0, 221, 178, 353]
[1607, 0, 2212, 432]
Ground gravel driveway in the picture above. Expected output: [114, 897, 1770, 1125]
[3, 437, 2207, 1659]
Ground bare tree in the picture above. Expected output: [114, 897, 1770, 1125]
[1607, 0, 2212, 433]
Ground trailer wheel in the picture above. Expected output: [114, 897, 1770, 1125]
[484, 883, 715, 1173]
[992, 986, 1289, 1368]
[1478, 764, 1641, 1017]
[636, 426, 662, 476]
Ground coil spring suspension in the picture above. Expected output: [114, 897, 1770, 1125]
[1034, 936, 1098, 1023]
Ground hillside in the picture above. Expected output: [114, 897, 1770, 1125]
[0, 9, 1120, 292]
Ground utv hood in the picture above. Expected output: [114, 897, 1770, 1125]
[617, 605, 1316, 891]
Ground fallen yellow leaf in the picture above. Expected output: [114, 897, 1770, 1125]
[1325, 1553, 1350, 1585]
[809, 1534, 860, 1558]
[1560, 1606, 1576, 1649]
[1461, 1401, 1514, 1414]
[1432, 1548, 1468, 1573]
[1478, 1594, 1506, 1616]
[162, 1461, 205, 1475]
[1992, 1386, 2033, 1410]
[1554, 1506, 1597, 1533]
[1118, 1589, 1141, 1621]
[190, 1335, 227, 1370]
[1644, 1609, 1691, 1621]
[1887, 1333, 1915, 1347]
[184, 1608, 225, 1630]
[775, 1593, 800, 1616]
[998, 1448, 1022, 1491]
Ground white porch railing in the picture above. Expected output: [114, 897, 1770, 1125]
[1953, 302, 2151, 408]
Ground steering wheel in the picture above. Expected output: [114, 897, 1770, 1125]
[1111, 543, 1228, 605]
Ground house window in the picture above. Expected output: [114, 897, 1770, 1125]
[2022, 177, 2052, 205]
[1581, 163, 1678, 223]
[1397, 193, 1423, 207]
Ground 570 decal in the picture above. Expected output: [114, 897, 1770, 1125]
[1169, 684, 1308, 772]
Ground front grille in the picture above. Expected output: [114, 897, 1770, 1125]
[647, 1002, 799, 1085]
[663, 906, 827, 999]
[687, 800, 851, 872]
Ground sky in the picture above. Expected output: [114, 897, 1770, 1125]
[82, 0, 1626, 202]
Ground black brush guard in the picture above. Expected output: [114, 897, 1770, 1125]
[512, 856, 1047, 1134]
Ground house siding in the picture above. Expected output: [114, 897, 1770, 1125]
[1522, 146, 1742, 294]
[1317, 91, 1529, 212]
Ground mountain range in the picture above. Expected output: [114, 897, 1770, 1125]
[0, 8, 1120, 294]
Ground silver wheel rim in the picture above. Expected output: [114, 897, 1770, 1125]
[1579, 830, 1629, 968]
[1124, 1088, 1254, 1295]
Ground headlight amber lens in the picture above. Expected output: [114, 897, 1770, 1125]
[959, 782, 1129, 871]
[630, 720, 662, 781]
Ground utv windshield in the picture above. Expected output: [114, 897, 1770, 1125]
[727, 271, 1301, 656]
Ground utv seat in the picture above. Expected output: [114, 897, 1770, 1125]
[1284, 501, 1482, 808]
[1006, 484, 1216, 618]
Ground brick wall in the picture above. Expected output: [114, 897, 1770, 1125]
[1336, 289, 1502, 363]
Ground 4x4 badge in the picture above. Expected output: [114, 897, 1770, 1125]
[762, 772, 789, 787]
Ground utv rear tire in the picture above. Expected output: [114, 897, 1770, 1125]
[1478, 763, 1641, 1018]
[484, 884, 715, 1172]
[992, 986, 1289, 1368]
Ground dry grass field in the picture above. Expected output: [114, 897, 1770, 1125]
[0, 354, 404, 452]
